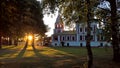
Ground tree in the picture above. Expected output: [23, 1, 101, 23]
[0, 0, 14, 48]
[94, 0, 120, 62]
[86, 0, 93, 67]
[108, 0, 120, 62]
[0, 0, 47, 48]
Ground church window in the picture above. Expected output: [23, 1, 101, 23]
[101, 36, 104, 41]
[80, 28, 82, 32]
[54, 36, 58, 41]
[63, 37, 65, 41]
[97, 35, 100, 41]
[67, 43, 69, 47]
[67, 36, 69, 40]
[85, 28, 87, 32]
[72, 36, 75, 41]
[80, 36, 82, 40]
[57, 25, 59, 28]
[85, 36, 87, 40]
[60, 25, 61, 28]
[91, 35, 93, 40]
[100, 43, 103, 47]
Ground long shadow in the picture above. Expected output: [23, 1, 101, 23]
[16, 41, 28, 58]
[32, 45, 85, 68]
[31, 44, 56, 68]
[32, 44, 42, 57]
[0, 45, 21, 58]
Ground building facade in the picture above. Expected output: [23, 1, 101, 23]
[51, 15, 110, 47]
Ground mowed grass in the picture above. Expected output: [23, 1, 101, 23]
[0, 45, 120, 68]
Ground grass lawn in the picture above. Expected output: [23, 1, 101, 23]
[0, 45, 120, 68]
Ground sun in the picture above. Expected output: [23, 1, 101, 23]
[28, 35, 33, 41]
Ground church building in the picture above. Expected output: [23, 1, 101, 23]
[51, 15, 109, 47]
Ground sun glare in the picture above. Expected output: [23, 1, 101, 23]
[28, 35, 33, 40]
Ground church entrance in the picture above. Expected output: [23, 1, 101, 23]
[80, 43, 83, 47]
[67, 43, 69, 47]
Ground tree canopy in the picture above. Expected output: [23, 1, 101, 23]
[0, 0, 47, 48]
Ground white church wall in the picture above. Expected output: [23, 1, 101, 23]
[51, 41, 61, 46]
[51, 41, 111, 47]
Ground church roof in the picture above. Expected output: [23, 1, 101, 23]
[55, 14, 63, 24]
[53, 31, 76, 35]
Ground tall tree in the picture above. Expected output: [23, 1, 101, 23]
[108, 0, 120, 62]
[0, 0, 47, 48]
[86, 0, 93, 67]
[0, 0, 13, 48]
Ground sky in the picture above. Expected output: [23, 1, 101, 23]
[37, 0, 58, 37]
[43, 12, 58, 37]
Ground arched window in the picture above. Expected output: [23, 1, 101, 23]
[63, 37, 65, 41]
[72, 36, 75, 41]
[57, 25, 59, 28]
[91, 35, 93, 40]
[101, 36, 104, 41]
[59, 25, 61, 28]
[67, 36, 69, 40]
[85, 27, 87, 32]
[80, 28, 82, 32]
[80, 36, 82, 40]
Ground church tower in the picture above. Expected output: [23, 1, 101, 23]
[54, 14, 64, 33]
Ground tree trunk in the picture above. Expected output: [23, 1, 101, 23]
[109, 0, 120, 62]
[25, 37, 28, 47]
[15, 37, 19, 46]
[32, 34, 35, 49]
[86, 0, 93, 68]
[32, 34, 35, 47]
[0, 35, 2, 49]
[25, 34, 28, 47]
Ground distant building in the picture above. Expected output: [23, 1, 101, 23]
[51, 15, 110, 47]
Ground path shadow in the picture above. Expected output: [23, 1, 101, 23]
[31, 45, 85, 68]
[0, 46, 21, 58]
[16, 42, 28, 58]
[32, 44, 41, 57]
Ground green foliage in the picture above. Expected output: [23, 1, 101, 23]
[0, 0, 47, 37]
[0, 0, 47, 48]
[95, 8, 112, 42]
[42, 0, 99, 26]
